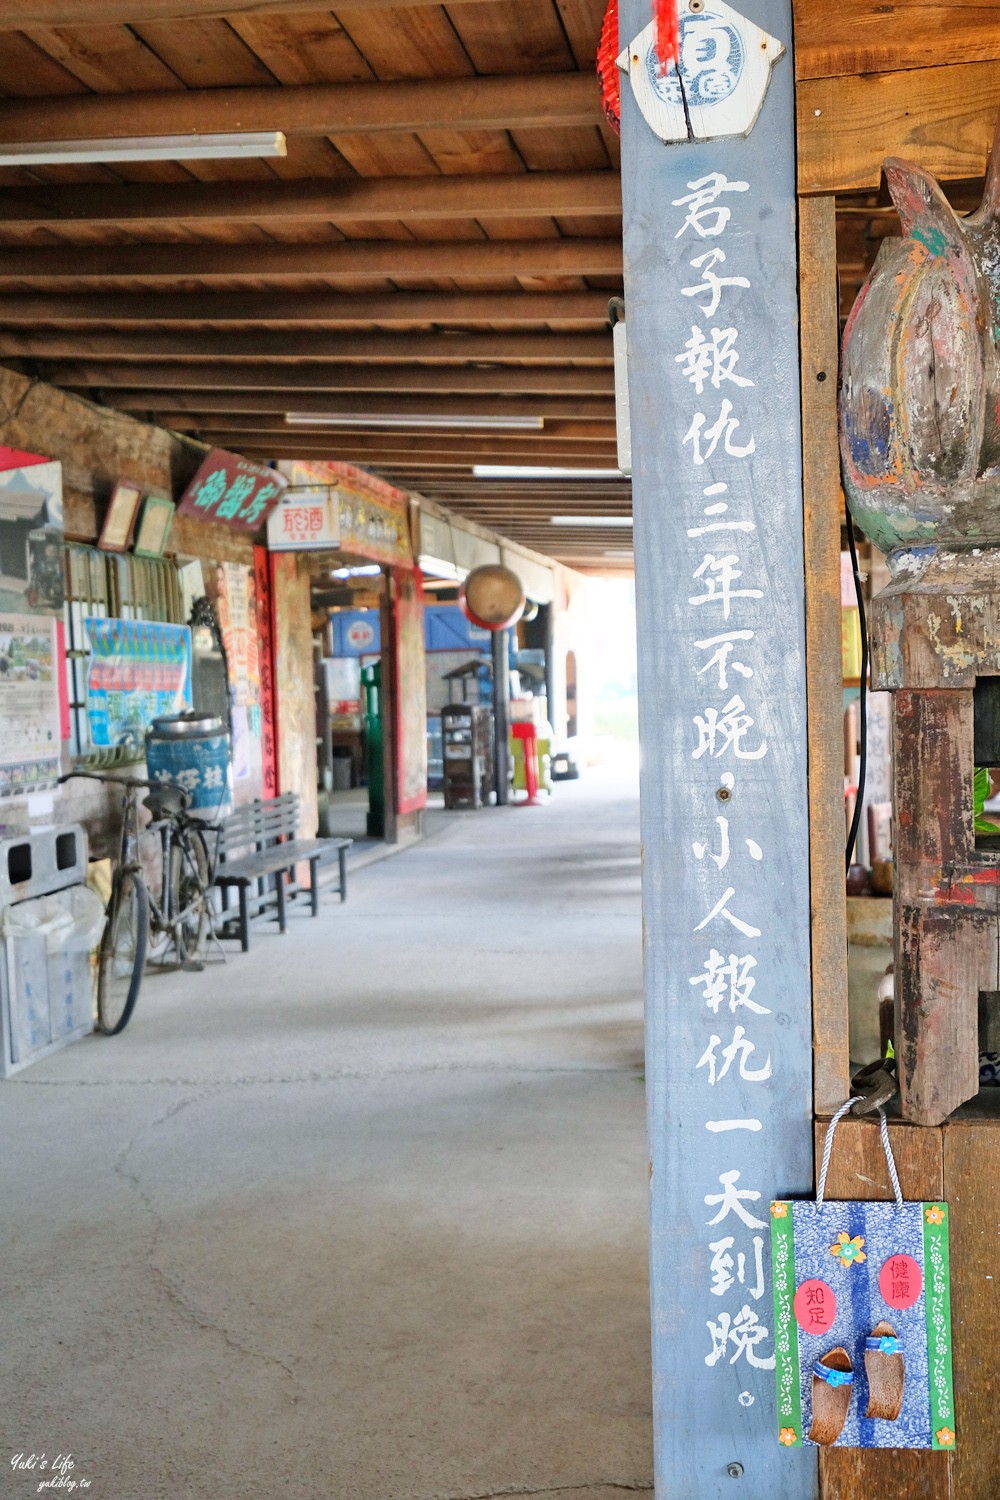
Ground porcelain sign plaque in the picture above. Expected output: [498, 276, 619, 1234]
[617, 2, 784, 144]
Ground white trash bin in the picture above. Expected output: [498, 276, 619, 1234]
[1, 883, 105, 1076]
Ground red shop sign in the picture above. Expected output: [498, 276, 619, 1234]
[177, 448, 287, 533]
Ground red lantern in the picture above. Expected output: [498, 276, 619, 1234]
[596, 0, 621, 134]
[596, 1, 680, 135]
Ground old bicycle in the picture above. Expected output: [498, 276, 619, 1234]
[59, 770, 216, 1035]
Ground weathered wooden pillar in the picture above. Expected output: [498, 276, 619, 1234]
[869, 566, 999, 1125]
[840, 135, 1000, 1126]
[619, 1, 814, 1494]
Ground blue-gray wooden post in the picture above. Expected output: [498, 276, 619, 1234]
[619, 2, 816, 1495]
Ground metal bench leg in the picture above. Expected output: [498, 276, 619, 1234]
[276, 869, 287, 933]
[310, 858, 320, 916]
[238, 885, 250, 952]
[339, 845, 348, 903]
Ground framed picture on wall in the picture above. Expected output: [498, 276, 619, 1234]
[132, 493, 175, 559]
[98, 481, 143, 553]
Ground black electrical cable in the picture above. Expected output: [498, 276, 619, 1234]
[844, 499, 868, 872]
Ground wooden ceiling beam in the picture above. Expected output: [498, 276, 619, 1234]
[414, 487, 631, 498]
[50, 362, 615, 394]
[798, 62, 1000, 193]
[0, 290, 612, 327]
[0, 170, 622, 229]
[0, 237, 622, 283]
[425, 514, 626, 522]
[212, 441, 621, 463]
[0, 329, 610, 362]
[189, 424, 619, 449]
[170, 416, 617, 441]
[104, 392, 615, 420]
[422, 492, 632, 504]
[0, 0, 534, 23]
[428, 514, 628, 523]
[0, 291, 613, 327]
[794, 0, 1000, 81]
[224, 457, 621, 472]
[0, 73, 599, 144]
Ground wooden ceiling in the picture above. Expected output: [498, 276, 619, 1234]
[0, 0, 630, 571]
[0, 0, 990, 571]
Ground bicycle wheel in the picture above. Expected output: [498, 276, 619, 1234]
[168, 827, 211, 962]
[98, 871, 149, 1035]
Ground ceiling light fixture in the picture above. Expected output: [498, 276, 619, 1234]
[473, 465, 626, 480]
[550, 515, 633, 527]
[285, 412, 543, 431]
[0, 132, 287, 166]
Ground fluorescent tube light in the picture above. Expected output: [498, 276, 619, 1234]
[473, 465, 625, 480]
[330, 565, 382, 579]
[550, 515, 632, 527]
[0, 132, 287, 166]
[285, 412, 543, 431]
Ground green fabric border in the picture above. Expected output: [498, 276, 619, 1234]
[770, 1203, 802, 1447]
[922, 1202, 956, 1451]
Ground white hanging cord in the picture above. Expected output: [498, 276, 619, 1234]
[878, 1106, 904, 1209]
[815, 1098, 854, 1208]
[815, 1098, 904, 1210]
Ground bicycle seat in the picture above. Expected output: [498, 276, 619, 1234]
[143, 785, 188, 819]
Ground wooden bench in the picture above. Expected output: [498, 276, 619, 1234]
[213, 793, 351, 951]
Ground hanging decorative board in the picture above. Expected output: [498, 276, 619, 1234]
[771, 1156, 955, 1450]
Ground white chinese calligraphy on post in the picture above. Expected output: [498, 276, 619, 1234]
[670, 169, 778, 1382]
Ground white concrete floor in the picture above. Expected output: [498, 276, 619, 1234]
[3, 757, 652, 1500]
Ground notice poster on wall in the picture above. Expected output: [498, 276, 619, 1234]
[215, 561, 263, 795]
[85, 618, 192, 748]
[0, 614, 61, 797]
[0, 461, 65, 617]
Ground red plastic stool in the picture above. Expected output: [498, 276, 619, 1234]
[512, 722, 544, 806]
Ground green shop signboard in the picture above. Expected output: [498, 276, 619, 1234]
[177, 449, 287, 534]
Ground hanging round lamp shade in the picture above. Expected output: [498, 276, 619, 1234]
[459, 564, 526, 632]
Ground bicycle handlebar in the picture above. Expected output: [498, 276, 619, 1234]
[58, 770, 156, 790]
[57, 770, 191, 809]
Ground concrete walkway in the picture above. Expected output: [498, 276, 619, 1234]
[3, 759, 651, 1500]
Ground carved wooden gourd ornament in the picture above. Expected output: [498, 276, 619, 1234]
[840, 126, 1000, 556]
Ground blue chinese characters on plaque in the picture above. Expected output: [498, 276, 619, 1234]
[644, 10, 745, 109]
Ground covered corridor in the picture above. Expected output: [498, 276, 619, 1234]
[3, 760, 650, 1500]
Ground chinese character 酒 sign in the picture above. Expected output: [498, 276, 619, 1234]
[266, 488, 341, 552]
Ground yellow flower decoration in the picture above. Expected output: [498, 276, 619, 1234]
[778, 1427, 798, 1447]
[829, 1231, 866, 1268]
[925, 1205, 946, 1226]
[770, 1202, 789, 1219]
[936, 1426, 955, 1448]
